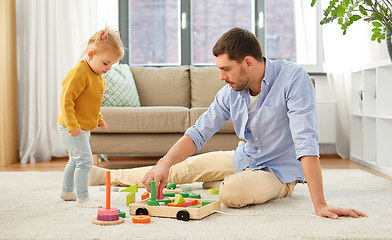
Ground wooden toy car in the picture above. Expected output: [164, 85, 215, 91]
[129, 198, 221, 221]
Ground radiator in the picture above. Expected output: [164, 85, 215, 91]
[316, 102, 336, 144]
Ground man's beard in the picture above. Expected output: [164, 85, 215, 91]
[231, 66, 250, 91]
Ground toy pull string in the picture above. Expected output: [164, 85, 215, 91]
[212, 210, 319, 217]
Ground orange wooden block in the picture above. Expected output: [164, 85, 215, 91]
[167, 201, 193, 207]
[167, 202, 184, 207]
[141, 191, 149, 200]
[132, 215, 151, 224]
[184, 198, 198, 205]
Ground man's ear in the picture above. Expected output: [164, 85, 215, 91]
[243, 56, 254, 70]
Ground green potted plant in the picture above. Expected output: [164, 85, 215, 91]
[311, 0, 392, 60]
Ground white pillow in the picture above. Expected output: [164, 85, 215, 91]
[102, 64, 141, 107]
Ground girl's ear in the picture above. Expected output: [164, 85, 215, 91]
[87, 49, 94, 60]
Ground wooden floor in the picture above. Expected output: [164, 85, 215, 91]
[1, 154, 391, 181]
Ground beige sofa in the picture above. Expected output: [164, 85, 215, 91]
[90, 65, 241, 164]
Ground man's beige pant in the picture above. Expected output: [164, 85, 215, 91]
[112, 150, 296, 208]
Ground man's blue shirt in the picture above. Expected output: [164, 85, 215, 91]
[185, 58, 319, 183]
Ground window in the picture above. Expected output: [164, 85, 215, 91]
[128, 0, 179, 65]
[191, 0, 252, 65]
[120, 0, 323, 72]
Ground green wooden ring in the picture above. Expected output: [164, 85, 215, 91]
[208, 188, 219, 194]
[166, 182, 176, 190]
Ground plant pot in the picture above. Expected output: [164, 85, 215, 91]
[387, 30, 392, 62]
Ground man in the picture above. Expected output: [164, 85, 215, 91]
[90, 28, 366, 219]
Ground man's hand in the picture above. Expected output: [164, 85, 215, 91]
[69, 127, 83, 137]
[301, 156, 367, 219]
[316, 205, 367, 219]
[142, 159, 171, 194]
[141, 135, 197, 196]
[98, 121, 108, 130]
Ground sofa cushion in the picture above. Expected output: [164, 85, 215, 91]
[190, 108, 235, 133]
[130, 66, 190, 108]
[102, 64, 141, 107]
[95, 107, 190, 133]
[190, 66, 226, 108]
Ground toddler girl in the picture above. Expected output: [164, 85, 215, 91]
[57, 27, 124, 208]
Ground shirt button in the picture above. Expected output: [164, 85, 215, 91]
[94, 116, 98, 120]
[258, 150, 261, 153]
[255, 138, 258, 140]
[100, 90, 103, 94]
[91, 127, 94, 130]
[252, 159, 255, 161]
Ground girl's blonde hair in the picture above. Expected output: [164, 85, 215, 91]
[82, 26, 124, 60]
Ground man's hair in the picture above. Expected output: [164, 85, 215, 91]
[213, 28, 263, 63]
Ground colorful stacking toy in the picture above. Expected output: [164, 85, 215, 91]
[92, 171, 124, 225]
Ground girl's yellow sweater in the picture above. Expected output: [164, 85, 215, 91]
[57, 60, 106, 132]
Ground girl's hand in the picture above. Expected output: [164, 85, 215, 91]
[98, 121, 108, 131]
[69, 127, 83, 137]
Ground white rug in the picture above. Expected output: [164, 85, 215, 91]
[0, 169, 391, 240]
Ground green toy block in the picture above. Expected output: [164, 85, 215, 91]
[121, 184, 138, 192]
[174, 194, 185, 204]
[179, 192, 189, 197]
[119, 211, 126, 218]
[163, 192, 175, 197]
[202, 200, 216, 206]
[158, 198, 171, 205]
[126, 192, 136, 206]
[187, 192, 201, 199]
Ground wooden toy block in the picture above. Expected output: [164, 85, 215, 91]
[158, 198, 171, 205]
[156, 188, 163, 200]
[130, 198, 221, 221]
[208, 188, 219, 194]
[179, 192, 189, 197]
[132, 215, 151, 224]
[121, 184, 138, 192]
[167, 201, 193, 207]
[163, 192, 175, 197]
[184, 198, 198, 205]
[178, 186, 191, 192]
[126, 192, 136, 206]
[164, 189, 183, 194]
[187, 193, 201, 199]
[119, 211, 126, 218]
[141, 191, 149, 200]
[174, 194, 185, 204]
[202, 200, 216, 206]
[100, 186, 119, 192]
[166, 182, 176, 189]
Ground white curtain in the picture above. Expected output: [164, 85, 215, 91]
[321, 0, 389, 158]
[294, 0, 317, 65]
[16, 0, 118, 163]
